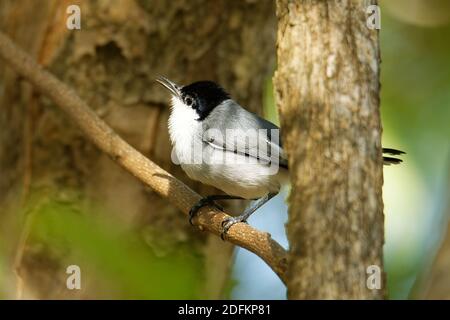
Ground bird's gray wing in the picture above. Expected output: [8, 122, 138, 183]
[201, 100, 288, 168]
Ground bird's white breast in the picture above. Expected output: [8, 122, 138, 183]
[168, 97, 202, 163]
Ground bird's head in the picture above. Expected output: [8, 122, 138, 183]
[156, 76, 230, 120]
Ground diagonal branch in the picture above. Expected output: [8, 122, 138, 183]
[0, 31, 288, 284]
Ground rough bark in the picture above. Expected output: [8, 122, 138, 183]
[0, 0, 275, 299]
[274, 0, 385, 299]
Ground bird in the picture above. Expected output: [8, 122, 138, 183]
[156, 76, 405, 238]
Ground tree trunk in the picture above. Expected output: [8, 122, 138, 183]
[274, 0, 385, 299]
[0, 0, 275, 299]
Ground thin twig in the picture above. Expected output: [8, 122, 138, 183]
[0, 31, 288, 283]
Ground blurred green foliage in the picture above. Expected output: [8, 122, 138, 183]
[0, 254, 5, 299]
[263, 78, 279, 125]
[380, 3, 450, 299]
[26, 197, 203, 299]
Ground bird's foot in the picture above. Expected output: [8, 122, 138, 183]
[220, 215, 248, 240]
[189, 197, 223, 225]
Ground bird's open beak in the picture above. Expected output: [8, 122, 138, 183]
[156, 76, 181, 99]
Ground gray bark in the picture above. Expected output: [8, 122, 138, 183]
[274, 0, 385, 299]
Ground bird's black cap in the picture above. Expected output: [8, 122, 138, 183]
[181, 81, 230, 120]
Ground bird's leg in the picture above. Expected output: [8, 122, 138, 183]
[189, 194, 244, 225]
[221, 193, 277, 240]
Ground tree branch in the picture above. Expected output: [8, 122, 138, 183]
[0, 31, 288, 283]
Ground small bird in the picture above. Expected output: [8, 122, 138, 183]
[156, 77, 404, 238]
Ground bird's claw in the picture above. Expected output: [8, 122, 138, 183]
[189, 197, 223, 225]
[220, 216, 248, 240]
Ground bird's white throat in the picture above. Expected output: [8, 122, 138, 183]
[168, 96, 202, 164]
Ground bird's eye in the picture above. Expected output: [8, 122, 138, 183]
[185, 96, 194, 107]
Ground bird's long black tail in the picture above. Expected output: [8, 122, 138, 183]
[383, 148, 405, 165]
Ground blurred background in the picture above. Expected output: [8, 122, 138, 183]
[0, 0, 449, 299]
